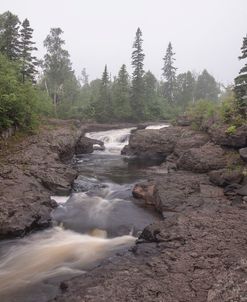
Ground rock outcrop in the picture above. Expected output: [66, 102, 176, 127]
[0, 120, 100, 238]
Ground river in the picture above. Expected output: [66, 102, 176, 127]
[0, 125, 166, 302]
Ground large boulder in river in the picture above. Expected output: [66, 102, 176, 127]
[121, 127, 182, 160]
[209, 125, 247, 148]
[177, 143, 227, 173]
[75, 137, 104, 154]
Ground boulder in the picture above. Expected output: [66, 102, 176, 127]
[174, 129, 210, 157]
[121, 127, 182, 160]
[177, 143, 227, 173]
[75, 137, 104, 154]
[209, 125, 247, 148]
[208, 169, 244, 187]
[239, 147, 247, 162]
[132, 182, 155, 205]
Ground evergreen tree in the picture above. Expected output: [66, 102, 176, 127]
[162, 42, 177, 103]
[176, 71, 195, 108]
[80, 67, 89, 86]
[234, 34, 247, 116]
[19, 18, 38, 83]
[195, 69, 219, 101]
[0, 11, 21, 60]
[112, 64, 131, 121]
[131, 27, 145, 120]
[95, 65, 112, 122]
[43, 27, 74, 113]
[143, 71, 161, 119]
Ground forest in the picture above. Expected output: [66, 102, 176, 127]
[0, 10, 246, 131]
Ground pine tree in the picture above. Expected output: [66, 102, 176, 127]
[19, 18, 38, 83]
[176, 71, 195, 108]
[234, 34, 247, 116]
[162, 42, 177, 103]
[80, 67, 89, 86]
[0, 11, 21, 60]
[131, 27, 145, 121]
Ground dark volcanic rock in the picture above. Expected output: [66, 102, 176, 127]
[177, 143, 227, 173]
[53, 207, 247, 302]
[209, 125, 247, 148]
[0, 121, 84, 238]
[132, 181, 155, 205]
[121, 127, 182, 159]
[75, 137, 104, 155]
[176, 115, 191, 126]
[239, 147, 247, 162]
[174, 129, 210, 157]
[237, 184, 247, 196]
[208, 168, 244, 187]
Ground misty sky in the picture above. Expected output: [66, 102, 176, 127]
[1, 0, 246, 85]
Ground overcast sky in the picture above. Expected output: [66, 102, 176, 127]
[1, 0, 246, 85]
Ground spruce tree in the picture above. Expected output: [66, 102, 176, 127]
[131, 27, 145, 120]
[112, 64, 131, 121]
[95, 65, 112, 122]
[20, 18, 38, 83]
[234, 34, 247, 117]
[162, 42, 177, 103]
[0, 11, 21, 60]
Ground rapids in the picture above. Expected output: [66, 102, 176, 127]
[0, 126, 164, 302]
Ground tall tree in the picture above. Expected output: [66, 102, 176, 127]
[19, 18, 38, 83]
[0, 11, 20, 60]
[43, 27, 73, 113]
[112, 64, 131, 121]
[131, 27, 145, 120]
[162, 42, 177, 103]
[143, 71, 161, 119]
[95, 65, 112, 122]
[195, 69, 219, 101]
[234, 34, 247, 117]
[80, 67, 89, 86]
[176, 71, 195, 108]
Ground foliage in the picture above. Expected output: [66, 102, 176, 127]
[162, 42, 177, 103]
[234, 34, 247, 117]
[131, 27, 145, 121]
[225, 125, 237, 135]
[19, 18, 38, 83]
[194, 69, 220, 101]
[0, 54, 52, 131]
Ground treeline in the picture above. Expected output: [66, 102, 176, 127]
[0, 11, 246, 131]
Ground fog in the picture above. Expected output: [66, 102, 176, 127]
[1, 0, 246, 84]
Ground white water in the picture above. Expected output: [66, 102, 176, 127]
[0, 227, 135, 295]
[85, 127, 136, 154]
[145, 124, 170, 130]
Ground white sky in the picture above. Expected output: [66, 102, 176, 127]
[1, 0, 246, 85]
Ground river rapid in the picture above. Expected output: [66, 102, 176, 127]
[0, 126, 166, 302]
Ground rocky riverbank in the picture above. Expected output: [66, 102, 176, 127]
[0, 120, 140, 239]
[53, 123, 247, 302]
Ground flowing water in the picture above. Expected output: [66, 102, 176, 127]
[0, 126, 163, 302]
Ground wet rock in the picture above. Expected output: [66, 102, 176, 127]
[208, 168, 243, 187]
[209, 124, 247, 148]
[178, 143, 226, 173]
[121, 127, 182, 159]
[75, 137, 104, 155]
[132, 182, 155, 205]
[72, 176, 106, 193]
[239, 147, 247, 162]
